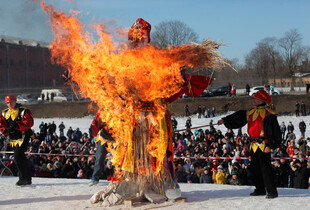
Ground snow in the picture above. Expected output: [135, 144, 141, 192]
[32, 113, 310, 143]
[0, 176, 309, 210]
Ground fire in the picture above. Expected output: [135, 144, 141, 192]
[41, 1, 224, 175]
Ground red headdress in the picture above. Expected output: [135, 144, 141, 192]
[253, 90, 271, 104]
[5, 94, 17, 103]
[128, 18, 151, 44]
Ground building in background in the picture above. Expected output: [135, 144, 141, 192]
[0, 35, 64, 98]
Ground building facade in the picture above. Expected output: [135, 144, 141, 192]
[0, 36, 64, 96]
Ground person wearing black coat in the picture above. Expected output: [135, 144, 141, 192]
[290, 159, 308, 189]
[298, 120, 306, 137]
[218, 90, 281, 199]
[200, 167, 213, 183]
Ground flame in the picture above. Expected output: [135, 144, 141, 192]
[41, 1, 224, 175]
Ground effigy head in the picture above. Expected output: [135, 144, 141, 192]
[128, 18, 151, 45]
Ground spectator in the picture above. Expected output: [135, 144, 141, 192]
[290, 159, 308, 189]
[207, 108, 211, 118]
[285, 129, 296, 146]
[297, 136, 307, 155]
[185, 117, 192, 131]
[228, 83, 232, 96]
[103, 160, 115, 181]
[230, 84, 236, 96]
[269, 83, 275, 95]
[50, 121, 57, 134]
[200, 167, 212, 183]
[295, 101, 300, 117]
[58, 122, 65, 135]
[287, 121, 294, 133]
[280, 122, 286, 141]
[171, 117, 178, 131]
[185, 104, 190, 116]
[286, 140, 295, 158]
[183, 158, 194, 173]
[212, 107, 216, 117]
[227, 171, 242, 185]
[299, 120, 306, 137]
[197, 106, 202, 118]
[66, 127, 73, 139]
[213, 165, 226, 184]
[245, 84, 250, 95]
[50, 92, 55, 101]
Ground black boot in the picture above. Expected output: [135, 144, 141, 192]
[16, 179, 31, 186]
[266, 194, 278, 199]
[250, 190, 266, 196]
[266, 192, 278, 199]
[27, 178, 32, 185]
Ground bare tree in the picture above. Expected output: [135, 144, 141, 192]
[259, 37, 282, 85]
[245, 45, 270, 86]
[278, 29, 303, 90]
[151, 20, 199, 48]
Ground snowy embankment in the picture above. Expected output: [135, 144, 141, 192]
[33, 114, 310, 142]
[0, 176, 309, 210]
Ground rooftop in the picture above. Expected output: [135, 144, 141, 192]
[0, 35, 50, 48]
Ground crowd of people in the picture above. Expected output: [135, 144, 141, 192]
[0, 117, 309, 189]
[173, 117, 309, 189]
[0, 121, 114, 181]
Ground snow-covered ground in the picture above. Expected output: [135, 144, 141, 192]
[0, 176, 309, 210]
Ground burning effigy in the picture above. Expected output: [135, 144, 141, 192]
[41, 1, 228, 207]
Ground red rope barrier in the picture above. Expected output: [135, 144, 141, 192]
[0, 151, 95, 157]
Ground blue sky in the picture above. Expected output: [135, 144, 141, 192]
[1, 0, 309, 64]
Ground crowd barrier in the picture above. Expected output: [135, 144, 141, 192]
[1, 151, 309, 160]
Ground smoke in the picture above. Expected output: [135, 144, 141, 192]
[0, 0, 80, 43]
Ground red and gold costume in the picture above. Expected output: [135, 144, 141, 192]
[0, 94, 33, 185]
[247, 105, 276, 153]
[221, 90, 281, 198]
[0, 96, 34, 147]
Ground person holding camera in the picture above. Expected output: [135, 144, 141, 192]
[0, 94, 34, 186]
[218, 90, 281, 199]
[290, 159, 308, 189]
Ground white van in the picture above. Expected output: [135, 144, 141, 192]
[37, 89, 69, 102]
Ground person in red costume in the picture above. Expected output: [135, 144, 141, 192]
[218, 90, 281, 199]
[0, 94, 34, 186]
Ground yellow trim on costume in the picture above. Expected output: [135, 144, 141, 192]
[3, 106, 26, 121]
[9, 132, 25, 147]
[248, 106, 275, 122]
[250, 141, 265, 153]
[4, 108, 19, 120]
